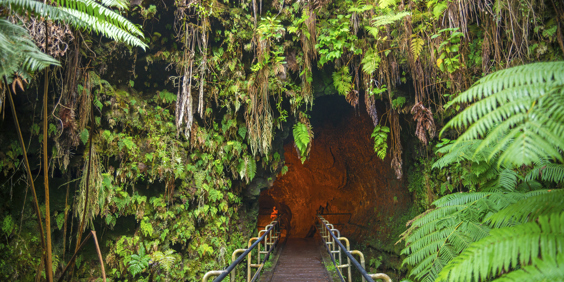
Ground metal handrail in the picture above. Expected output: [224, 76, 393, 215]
[203, 218, 281, 282]
[318, 215, 392, 282]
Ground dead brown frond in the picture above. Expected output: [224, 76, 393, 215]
[365, 91, 378, 126]
[346, 90, 359, 109]
[411, 102, 436, 146]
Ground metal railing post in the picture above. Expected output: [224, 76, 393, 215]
[318, 215, 392, 282]
[203, 271, 224, 282]
[351, 250, 365, 282]
[230, 249, 246, 282]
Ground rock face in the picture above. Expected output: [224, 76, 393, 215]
[259, 96, 411, 240]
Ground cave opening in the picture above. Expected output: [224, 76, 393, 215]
[257, 95, 411, 241]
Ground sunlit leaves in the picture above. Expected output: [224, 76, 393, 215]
[371, 125, 389, 160]
[332, 66, 353, 96]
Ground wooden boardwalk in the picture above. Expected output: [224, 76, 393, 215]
[267, 238, 330, 282]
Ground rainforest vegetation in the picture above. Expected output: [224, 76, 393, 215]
[0, 0, 563, 280]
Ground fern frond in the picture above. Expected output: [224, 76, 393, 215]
[0, 19, 60, 82]
[293, 122, 312, 161]
[378, 0, 397, 9]
[410, 37, 424, 61]
[372, 11, 410, 27]
[400, 191, 553, 282]
[2, 0, 147, 49]
[432, 140, 495, 169]
[486, 189, 563, 228]
[332, 66, 352, 96]
[437, 211, 564, 282]
[441, 62, 564, 167]
[361, 47, 381, 75]
[526, 159, 564, 183]
[493, 252, 564, 282]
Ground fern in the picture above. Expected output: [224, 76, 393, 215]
[332, 66, 353, 96]
[378, 0, 397, 9]
[400, 191, 548, 282]
[493, 252, 564, 282]
[0, 19, 60, 82]
[372, 11, 410, 27]
[237, 155, 256, 184]
[293, 122, 312, 162]
[441, 62, 564, 167]
[486, 189, 563, 228]
[361, 47, 381, 75]
[437, 211, 564, 282]
[2, 0, 147, 49]
[371, 125, 389, 159]
[410, 37, 424, 61]
[128, 244, 150, 277]
[526, 159, 564, 183]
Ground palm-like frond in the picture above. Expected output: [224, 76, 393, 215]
[400, 191, 549, 282]
[372, 11, 410, 27]
[437, 211, 564, 282]
[486, 189, 563, 228]
[526, 159, 564, 183]
[441, 62, 564, 166]
[2, 0, 146, 49]
[493, 252, 564, 282]
[0, 19, 60, 82]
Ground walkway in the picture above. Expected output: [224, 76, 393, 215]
[268, 238, 330, 282]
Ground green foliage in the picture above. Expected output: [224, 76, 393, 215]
[332, 66, 353, 96]
[0, 19, 60, 83]
[316, 15, 360, 66]
[371, 125, 389, 160]
[128, 244, 150, 277]
[442, 62, 564, 167]
[493, 253, 564, 282]
[362, 47, 381, 74]
[1, 215, 15, 235]
[79, 128, 89, 145]
[434, 28, 464, 73]
[372, 11, 410, 27]
[411, 36, 424, 61]
[293, 122, 312, 162]
[2, 0, 147, 49]
[437, 211, 564, 282]
[401, 187, 564, 282]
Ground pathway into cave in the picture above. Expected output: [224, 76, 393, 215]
[257, 95, 411, 243]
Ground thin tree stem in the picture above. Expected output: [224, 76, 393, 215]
[43, 66, 53, 282]
[4, 76, 47, 275]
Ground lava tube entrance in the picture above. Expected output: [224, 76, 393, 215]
[258, 95, 411, 240]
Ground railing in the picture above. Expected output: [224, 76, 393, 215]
[203, 217, 281, 282]
[318, 215, 392, 282]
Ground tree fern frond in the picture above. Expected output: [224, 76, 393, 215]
[0, 19, 60, 82]
[437, 211, 564, 282]
[440, 62, 564, 167]
[452, 62, 564, 104]
[372, 11, 410, 27]
[493, 252, 564, 282]
[486, 189, 563, 228]
[2, 0, 147, 49]
[99, 0, 128, 9]
[61, 7, 146, 48]
[526, 160, 564, 183]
